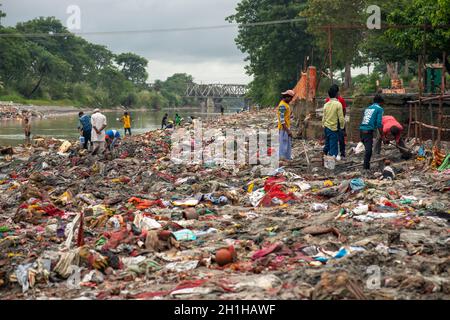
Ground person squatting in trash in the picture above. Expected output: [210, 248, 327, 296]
[91, 108, 107, 155]
[78, 111, 92, 150]
[325, 84, 347, 158]
[175, 113, 182, 127]
[105, 129, 121, 151]
[374, 115, 411, 160]
[121, 111, 132, 136]
[359, 94, 384, 170]
[161, 113, 169, 129]
[277, 89, 294, 161]
[322, 85, 345, 159]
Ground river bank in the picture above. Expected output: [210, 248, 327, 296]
[0, 102, 132, 121]
[0, 109, 449, 300]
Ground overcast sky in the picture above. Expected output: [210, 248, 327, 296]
[1, 0, 252, 84]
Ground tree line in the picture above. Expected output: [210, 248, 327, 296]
[228, 0, 450, 105]
[0, 4, 195, 108]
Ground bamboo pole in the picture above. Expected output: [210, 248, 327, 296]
[408, 103, 412, 139]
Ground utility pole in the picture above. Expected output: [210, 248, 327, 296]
[327, 25, 333, 83]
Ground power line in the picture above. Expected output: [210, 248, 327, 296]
[0, 17, 308, 38]
[0, 16, 448, 38]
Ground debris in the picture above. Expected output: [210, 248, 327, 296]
[0, 108, 448, 300]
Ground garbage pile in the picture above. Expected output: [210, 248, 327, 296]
[0, 104, 21, 120]
[0, 109, 449, 300]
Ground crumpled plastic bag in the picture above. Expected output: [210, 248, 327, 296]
[350, 178, 365, 192]
[134, 213, 162, 230]
[15, 263, 33, 293]
[165, 261, 199, 272]
[172, 229, 197, 241]
[352, 142, 365, 154]
[249, 188, 266, 207]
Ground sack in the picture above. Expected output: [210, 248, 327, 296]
[324, 156, 336, 170]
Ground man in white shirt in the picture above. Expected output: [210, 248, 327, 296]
[90, 108, 107, 155]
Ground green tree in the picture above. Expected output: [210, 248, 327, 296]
[85, 43, 114, 72]
[301, 0, 366, 89]
[160, 73, 194, 106]
[25, 43, 71, 98]
[386, 0, 450, 68]
[116, 52, 149, 87]
[359, 0, 417, 80]
[227, 0, 315, 105]
[0, 28, 32, 87]
[97, 66, 131, 106]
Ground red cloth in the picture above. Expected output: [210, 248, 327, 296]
[325, 96, 347, 115]
[251, 243, 282, 260]
[382, 116, 403, 142]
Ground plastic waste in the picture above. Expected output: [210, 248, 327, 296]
[249, 188, 266, 207]
[172, 199, 200, 207]
[350, 178, 365, 191]
[324, 156, 336, 170]
[58, 140, 72, 153]
[140, 217, 162, 230]
[352, 142, 365, 154]
[311, 203, 328, 212]
[172, 229, 197, 241]
[382, 166, 395, 180]
[352, 204, 369, 215]
[15, 263, 33, 293]
[165, 261, 199, 272]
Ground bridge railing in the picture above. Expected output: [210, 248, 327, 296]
[186, 84, 248, 98]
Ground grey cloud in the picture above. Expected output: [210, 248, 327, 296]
[1, 0, 250, 83]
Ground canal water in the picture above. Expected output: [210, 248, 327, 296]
[0, 108, 225, 146]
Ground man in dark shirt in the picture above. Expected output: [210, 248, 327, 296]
[161, 113, 168, 129]
[78, 112, 92, 150]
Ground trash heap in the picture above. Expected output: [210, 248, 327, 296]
[0, 109, 449, 300]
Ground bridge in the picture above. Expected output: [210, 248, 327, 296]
[185, 84, 248, 98]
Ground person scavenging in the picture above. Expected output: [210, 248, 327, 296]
[325, 84, 347, 159]
[78, 111, 92, 150]
[121, 111, 132, 136]
[375, 115, 412, 160]
[161, 113, 169, 129]
[105, 129, 121, 151]
[91, 108, 107, 155]
[175, 113, 182, 127]
[322, 85, 345, 160]
[277, 89, 295, 161]
[359, 94, 384, 171]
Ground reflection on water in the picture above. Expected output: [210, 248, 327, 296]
[0, 108, 225, 146]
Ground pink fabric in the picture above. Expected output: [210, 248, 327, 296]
[251, 243, 282, 260]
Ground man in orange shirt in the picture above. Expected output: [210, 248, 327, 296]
[375, 115, 410, 159]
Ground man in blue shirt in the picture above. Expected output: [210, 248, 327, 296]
[78, 112, 92, 150]
[105, 129, 121, 151]
[359, 95, 384, 170]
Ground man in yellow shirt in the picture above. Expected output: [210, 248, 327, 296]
[277, 90, 294, 161]
[121, 112, 132, 136]
[322, 86, 345, 159]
